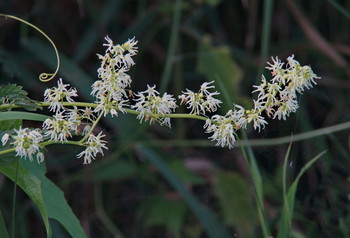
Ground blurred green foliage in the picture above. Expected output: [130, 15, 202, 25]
[1, 0, 350, 237]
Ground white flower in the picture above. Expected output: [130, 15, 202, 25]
[273, 92, 299, 120]
[290, 65, 319, 93]
[266, 56, 284, 74]
[94, 66, 132, 101]
[93, 95, 128, 117]
[252, 75, 268, 98]
[122, 37, 138, 56]
[266, 56, 285, 84]
[44, 78, 78, 112]
[247, 111, 268, 132]
[286, 54, 299, 69]
[100, 35, 138, 70]
[178, 90, 201, 114]
[204, 114, 236, 149]
[77, 132, 108, 164]
[66, 107, 82, 132]
[132, 85, 177, 127]
[81, 107, 95, 120]
[11, 127, 43, 162]
[102, 35, 115, 54]
[82, 125, 91, 135]
[228, 105, 248, 129]
[2, 133, 10, 145]
[43, 111, 77, 142]
[179, 81, 222, 115]
[253, 99, 265, 112]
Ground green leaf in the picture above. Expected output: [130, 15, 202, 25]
[141, 196, 187, 238]
[0, 152, 18, 167]
[277, 150, 327, 238]
[0, 111, 49, 122]
[0, 84, 27, 100]
[0, 84, 40, 111]
[0, 161, 52, 237]
[279, 139, 294, 238]
[136, 145, 231, 238]
[0, 158, 88, 238]
[0, 208, 9, 238]
[214, 171, 256, 237]
[21, 159, 87, 238]
[197, 37, 242, 112]
[0, 119, 22, 131]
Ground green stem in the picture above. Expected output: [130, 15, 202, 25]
[0, 102, 209, 122]
[79, 112, 104, 143]
[0, 14, 60, 83]
[0, 140, 82, 157]
[94, 182, 126, 238]
[11, 160, 19, 238]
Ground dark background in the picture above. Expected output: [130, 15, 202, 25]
[0, 0, 349, 237]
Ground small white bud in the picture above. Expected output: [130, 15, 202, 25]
[2, 133, 10, 145]
[36, 152, 45, 164]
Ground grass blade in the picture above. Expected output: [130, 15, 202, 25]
[239, 131, 271, 237]
[327, 0, 350, 20]
[0, 209, 9, 238]
[278, 150, 327, 238]
[279, 137, 294, 238]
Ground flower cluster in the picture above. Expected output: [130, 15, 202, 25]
[204, 113, 236, 149]
[42, 110, 79, 142]
[179, 81, 222, 115]
[132, 85, 177, 127]
[252, 55, 320, 120]
[92, 36, 137, 117]
[1, 36, 320, 165]
[77, 132, 108, 164]
[200, 55, 320, 148]
[2, 127, 44, 163]
[1, 37, 139, 164]
[44, 78, 78, 112]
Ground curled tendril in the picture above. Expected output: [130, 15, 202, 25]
[39, 73, 56, 82]
[0, 14, 60, 83]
